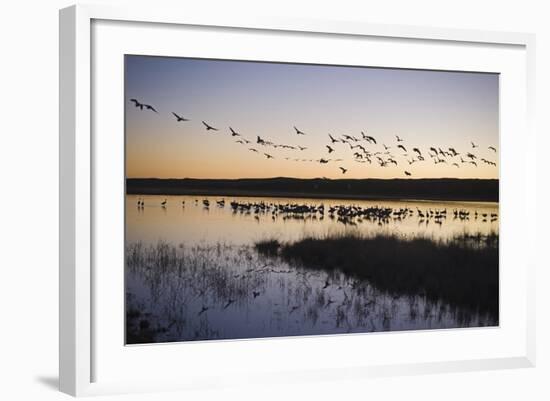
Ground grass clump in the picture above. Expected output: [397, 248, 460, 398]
[255, 232, 498, 319]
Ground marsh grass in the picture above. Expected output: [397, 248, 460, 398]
[255, 232, 499, 318]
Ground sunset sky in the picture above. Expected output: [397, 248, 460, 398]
[125, 55, 499, 179]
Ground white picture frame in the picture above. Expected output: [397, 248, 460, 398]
[59, 4, 536, 397]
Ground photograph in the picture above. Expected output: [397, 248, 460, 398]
[124, 55, 499, 344]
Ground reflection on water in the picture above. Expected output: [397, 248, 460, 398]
[126, 195, 498, 245]
[125, 195, 498, 343]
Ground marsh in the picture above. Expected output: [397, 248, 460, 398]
[125, 194, 498, 344]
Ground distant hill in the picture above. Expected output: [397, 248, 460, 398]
[126, 177, 499, 202]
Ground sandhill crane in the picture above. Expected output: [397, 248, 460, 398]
[202, 121, 218, 131]
[471, 141, 478, 148]
[130, 99, 144, 110]
[144, 104, 157, 113]
[294, 126, 306, 135]
[329, 134, 338, 143]
[396, 135, 404, 142]
[397, 144, 407, 153]
[171, 112, 189, 121]
[229, 127, 240, 136]
[326, 145, 334, 153]
[404, 171, 412, 176]
[318, 158, 329, 164]
[413, 148, 422, 156]
[339, 167, 348, 174]
[264, 153, 274, 159]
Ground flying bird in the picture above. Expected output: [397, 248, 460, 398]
[326, 145, 334, 153]
[144, 104, 157, 113]
[396, 135, 404, 142]
[339, 167, 348, 174]
[171, 112, 189, 121]
[397, 144, 407, 153]
[298, 146, 307, 151]
[488, 146, 497, 152]
[294, 126, 306, 135]
[229, 127, 240, 136]
[329, 134, 339, 144]
[264, 153, 274, 159]
[404, 171, 412, 176]
[130, 99, 144, 110]
[471, 141, 478, 148]
[202, 121, 218, 131]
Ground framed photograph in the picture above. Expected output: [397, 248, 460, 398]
[59, 4, 536, 396]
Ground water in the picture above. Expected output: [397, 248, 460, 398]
[125, 194, 499, 343]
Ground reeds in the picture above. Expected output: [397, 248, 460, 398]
[254, 232, 499, 318]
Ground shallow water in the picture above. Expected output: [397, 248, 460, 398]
[126, 195, 498, 245]
[125, 194, 498, 343]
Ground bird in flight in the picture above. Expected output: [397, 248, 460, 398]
[318, 158, 329, 164]
[294, 126, 306, 135]
[202, 121, 218, 131]
[397, 144, 407, 153]
[144, 104, 158, 113]
[229, 127, 240, 136]
[488, 146, 497, 152]
[171, 112, 189, 122]
[396, 135, 404, 142]
[339, 167, 348, 174]
[249, 148, 258, 153]
[326, 145, 335, 153]
[130, 99, 144, 110]
[328, 134, 339, 144]
[264, 153, 274, 159]
[471, 141, 478, 148]
[298, 146, 307, 151]
[404, 171, 412, 176]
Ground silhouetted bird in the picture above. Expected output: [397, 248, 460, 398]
[326, 145, 334, 153]
[294, 126, 306, 135]
[404, 171, 411, 176]
[130, 99, 144, 110]
[161, 199, 167, 207]
[202, 121, 218, 131]
[144, 104, 158, 113]
[488, 146, 497, 152]
[264, 153, 274, 159]
[471, 141, 478, 148]
[397, 144, 407, 153]
[396, 135, 404, 142]
[329, 134, 338, 143]
[172, 112, 189, 121]
[339, 167, 348, 174]
[229, 127, 240, 136]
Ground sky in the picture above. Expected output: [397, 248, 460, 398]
[125, 55, 499, 179]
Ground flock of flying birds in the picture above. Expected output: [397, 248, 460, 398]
[129, 98, 498, 176]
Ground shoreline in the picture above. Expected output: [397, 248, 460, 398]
[126, 187, 499, 203]
[126, 177, 499, 203]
